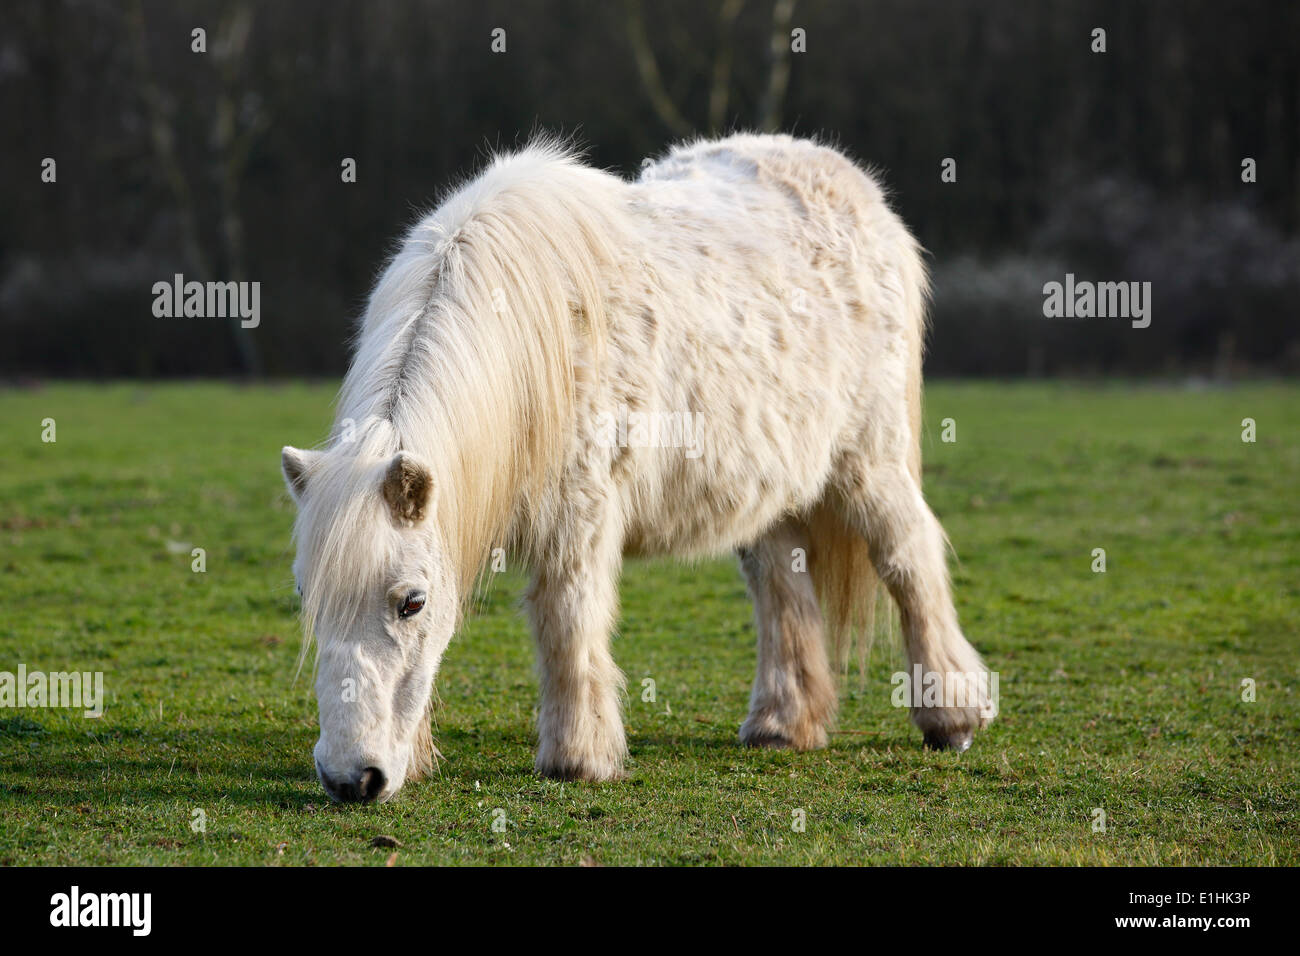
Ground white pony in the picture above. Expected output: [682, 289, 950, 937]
[282, 134, 991, 803]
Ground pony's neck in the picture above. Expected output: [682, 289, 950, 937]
[335, 342, 566, 605]
[336, 146, 630, 598]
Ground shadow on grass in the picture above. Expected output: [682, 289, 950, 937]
[0, 725, 320, 809]
[0, 719, 930, 815]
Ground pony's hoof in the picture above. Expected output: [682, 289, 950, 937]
[923, 728, 974, 752]
[535, 757, 628, 783]
[740, 716, 828, 751]
[741, 730, 794, 750]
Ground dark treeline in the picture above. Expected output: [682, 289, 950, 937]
[2, 0, 1297, 378]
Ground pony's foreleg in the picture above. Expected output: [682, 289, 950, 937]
[835, 459, 993, 751]
[524, 509, 627, 781]
[738, 517, 837, 750]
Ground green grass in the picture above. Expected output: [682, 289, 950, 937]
[0, 381, 1296, 865]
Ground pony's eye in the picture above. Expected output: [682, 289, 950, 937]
[398, 591, 426, 619]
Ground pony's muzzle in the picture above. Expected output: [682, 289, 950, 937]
[318, 762, 387, 804]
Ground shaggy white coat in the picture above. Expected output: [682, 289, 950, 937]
[282, 134, 990, 799]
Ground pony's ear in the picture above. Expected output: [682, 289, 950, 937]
[281, 446, 320, 503]
[381, 452, 434, 525]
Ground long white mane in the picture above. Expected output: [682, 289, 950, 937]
[295, 140, 633, 640]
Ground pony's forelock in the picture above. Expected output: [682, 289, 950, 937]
[291, 421, 402, 674]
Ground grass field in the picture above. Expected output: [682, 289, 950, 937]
[0, 381, 1296, 866]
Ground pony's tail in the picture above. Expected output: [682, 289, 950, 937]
[808, 500, 881, 678]
[811, 226, 929, 678]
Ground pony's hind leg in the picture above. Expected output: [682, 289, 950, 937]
[738, 517, 837, 750]
[834, 458, 992, 751]
[525, 504, 628, 782]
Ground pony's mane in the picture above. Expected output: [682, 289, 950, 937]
[295, 138, 633, 636]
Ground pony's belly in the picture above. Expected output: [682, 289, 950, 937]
[621, 506, 785, 559]
[619, 455, 827, 559]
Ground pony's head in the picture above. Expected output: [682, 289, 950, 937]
[281, 442, 456, 803]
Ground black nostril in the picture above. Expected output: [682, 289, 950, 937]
[319, 770, 357, 803]
[357, 766, 386, 803]
[319, 765, 385, 804]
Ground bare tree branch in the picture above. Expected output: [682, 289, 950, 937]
[626, 0, 693, 138]
[708, 0, 745, 132]
[213, 2, 265, 375]
[127, 0, 210, 279]
[127, 0, 263, 376]
[757, 0, 797, 132]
